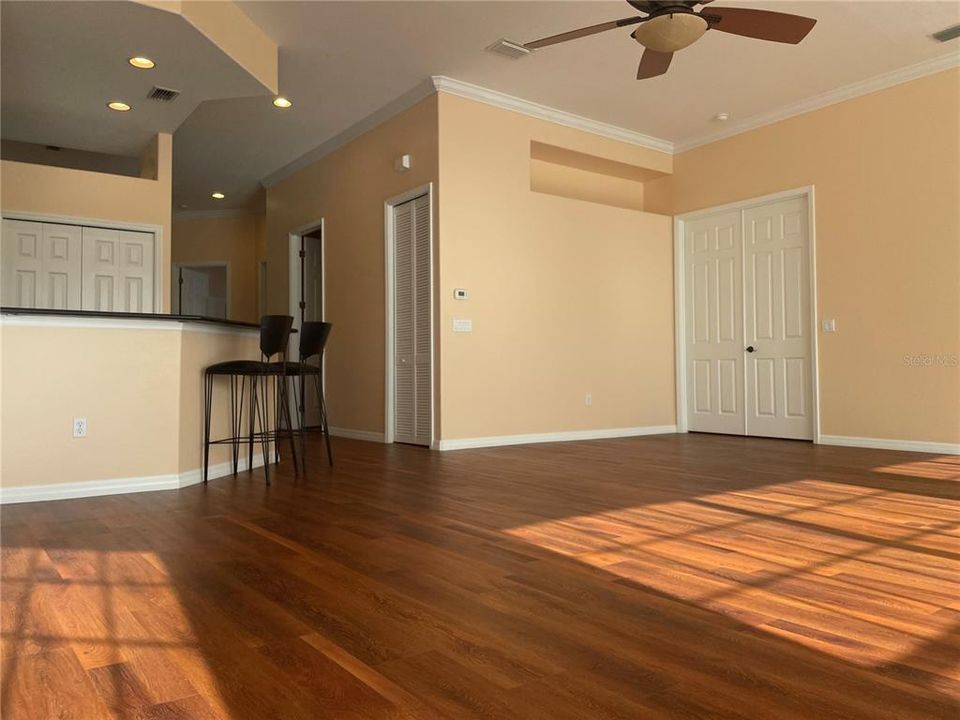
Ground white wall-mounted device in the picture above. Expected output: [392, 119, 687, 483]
[394, 154, 412, 172]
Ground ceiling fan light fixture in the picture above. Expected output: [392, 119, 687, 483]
[632, 12, 708, 53]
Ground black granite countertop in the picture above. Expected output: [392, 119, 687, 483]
[0, 307, 260, 329]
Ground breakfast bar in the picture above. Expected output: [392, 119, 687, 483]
[0, 307, 267, 502]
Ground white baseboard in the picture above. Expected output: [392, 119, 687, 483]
[0, 454, 267, 505]
[819, 435, 960, 455]
[328, 427, 386, 443]
[436, 425, 678, 451]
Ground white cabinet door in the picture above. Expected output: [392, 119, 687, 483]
[743, 198, 813, 440]
[684, 210, 745, 435]
[81, 227, 154, 312]
[1, 220, 81, 309]
[393, 194, 432, 446]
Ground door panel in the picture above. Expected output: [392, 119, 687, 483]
[82, 227, 154, 312]
[393, 194, 432, 446]
[413, 196, 432, 445]
[42, 224, 82, 310]
[1, 220, 81, 309]
[743, 198, 813, 440]
[684, 211, 745, 434]
[2, 220, 42, 307]
[394, 202, 416, 443]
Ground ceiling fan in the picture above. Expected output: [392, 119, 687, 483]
[523, 1, 817, 79]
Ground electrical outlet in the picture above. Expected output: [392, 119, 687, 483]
[585, 393, 592, 407]
[73, 417, 87, 438]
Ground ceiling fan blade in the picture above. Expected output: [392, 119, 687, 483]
[525, 16, 645, 49]
[628, 0, 711, 10]
[637, 48, 673, 79]
[701, 7, 816, 44]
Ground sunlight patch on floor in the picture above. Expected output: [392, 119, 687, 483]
[1, 548, 230, 718]
[872, 455, 960, 481]
[504, 477, 960, 671]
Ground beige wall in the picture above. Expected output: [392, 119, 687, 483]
[0, 320, 260, 491]
[438, 93, 676, 440]
[265, 94, 439, 434]
[1, 133, 174, 311]
[172, 214, 263, 322]
[646, 68, 960, 445]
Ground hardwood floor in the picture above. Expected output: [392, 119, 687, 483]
[2, 433, 958, 719]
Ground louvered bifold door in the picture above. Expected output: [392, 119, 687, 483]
[393, 201, 417, 444]
[393, 195, 432, 446]
[412, 195, 432, 446]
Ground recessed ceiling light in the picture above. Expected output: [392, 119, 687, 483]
[107, 101, 131, 112]
[128, 56, 155, 69]
[713, 112, 730, 122]
[273, 96, 293, 109]
[211, 192, 225, 200]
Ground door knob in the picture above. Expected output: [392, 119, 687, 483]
[745, 346, 756, 353]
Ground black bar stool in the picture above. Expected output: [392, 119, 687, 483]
[276, 321, 333, 471]
[203, 315, 297, 485]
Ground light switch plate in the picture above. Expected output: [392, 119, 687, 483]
[453, 318, 473, 333]
[822, 319, 837, 332]
[453, 288, 469, 300]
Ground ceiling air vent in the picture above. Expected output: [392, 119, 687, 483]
[932, 23, 960, 43]
[147, 86, 181, 102]
[486, 38, 531, 59]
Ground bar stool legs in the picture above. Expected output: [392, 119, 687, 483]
[314, 373, 333, 467]
[203, 374, 212, 484]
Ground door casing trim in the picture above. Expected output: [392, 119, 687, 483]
[673, 186, 820, 443]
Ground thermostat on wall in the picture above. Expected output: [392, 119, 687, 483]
[453, 288, 469, 300]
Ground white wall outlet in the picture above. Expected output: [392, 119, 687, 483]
[822, 319, 837, 332]
[585, 393, 592, 407]
[453, 318, 472, 333]
[73, 417, 87, 438]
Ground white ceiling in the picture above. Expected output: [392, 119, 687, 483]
[0, 1, 270, 158]
[2, 2, 959, 212]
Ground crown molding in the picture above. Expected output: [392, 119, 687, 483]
[674, 52, 960, 153]
[261, 78, 437, 188]
[431, 75, 674, 154]
[257, 54, 957, 189]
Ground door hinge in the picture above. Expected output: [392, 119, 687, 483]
[298, 250, 306, 258]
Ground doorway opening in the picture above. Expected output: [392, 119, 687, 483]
[287, 220, 325, 430]
[173, 263, 228, 319]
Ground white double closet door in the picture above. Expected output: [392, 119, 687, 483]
[81, 227, 155, 313]
[1, 219, 154, 313]
[392, 194, 432, 446]
[684, 196, 814, 440]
